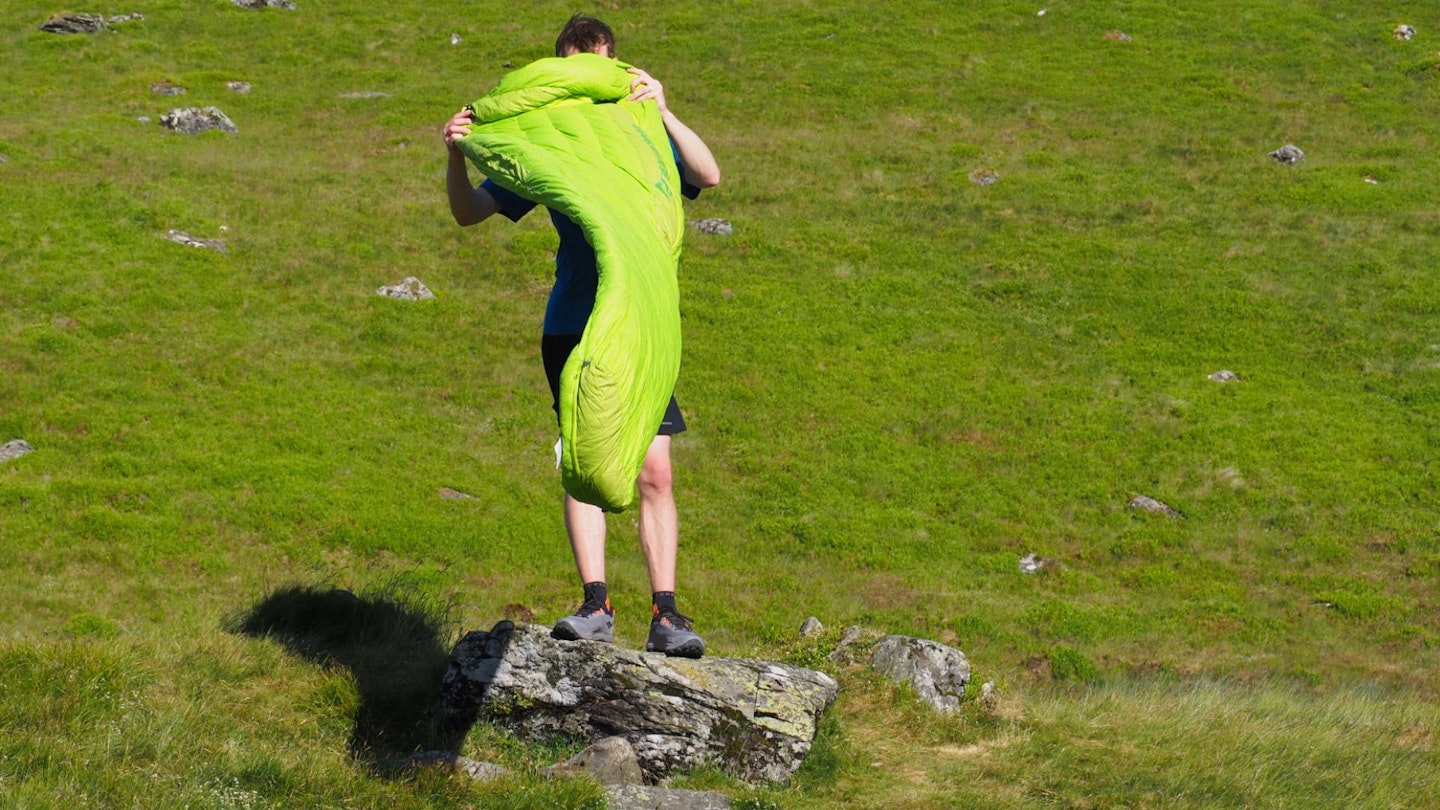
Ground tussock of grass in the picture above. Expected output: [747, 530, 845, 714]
[787, 673, 1440, 809]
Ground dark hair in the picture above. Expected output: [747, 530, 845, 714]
[555, 13, 615, 57]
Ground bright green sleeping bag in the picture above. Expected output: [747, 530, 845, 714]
[456, 53, 684, 512]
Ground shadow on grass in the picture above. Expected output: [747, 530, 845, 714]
[229, 583, 473, 769]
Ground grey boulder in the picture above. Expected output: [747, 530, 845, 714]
[869, 635, 971, 714]
[440, 621, 837, 783]
[1, 440, 35, 463]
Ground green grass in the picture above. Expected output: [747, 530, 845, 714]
[3, 0, 1440, 806]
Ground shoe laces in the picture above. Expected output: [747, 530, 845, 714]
[575, 597, 612, 617]
[653, 608, 694, 630]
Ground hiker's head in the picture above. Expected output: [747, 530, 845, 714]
[555, 13, 615, 58]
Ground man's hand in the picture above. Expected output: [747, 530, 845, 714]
[443, 107, 473, 152]
[627, 69, 721, 189]
[626, 67, 669, 114]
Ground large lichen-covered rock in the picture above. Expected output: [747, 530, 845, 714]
[440, 621, 838, 784]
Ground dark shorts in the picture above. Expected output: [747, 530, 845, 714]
[541, 334, 687, 436]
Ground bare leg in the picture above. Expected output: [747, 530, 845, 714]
[564, 494, 607, 584]
[553, 492, 615, 642]
[637, 435, 703, 656]
[637, 435, 678, 593]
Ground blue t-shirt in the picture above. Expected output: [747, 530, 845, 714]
[482, 139, 700, 336]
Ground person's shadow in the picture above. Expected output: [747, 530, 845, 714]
[229, 584, 473, 769]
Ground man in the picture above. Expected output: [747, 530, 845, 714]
[442, 14, 721, 657]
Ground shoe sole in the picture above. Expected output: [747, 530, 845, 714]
[647, 638, 705, 658]
[551, 623, 613, 643]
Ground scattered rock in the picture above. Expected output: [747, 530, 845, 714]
[979, 680, 997, 709]
[226, 80, 253, 94]
[1268, 144, 1304, 165]
[799, 617, 824, 638]
[968, 168, 1000, 186]
[450, 32, 463, 45]
[1, 440, 35, 464]
[869, 635, 971, 715]
[690, 218, 733, 236]
[831, 625, 862, 662]
[1128, 494, 1182, 518]
[1103, 30, 1133, 42]
[438, 487, 475, 501]
[1019, 553, 1057, 574]
[160, 107, 238, 135]
[1364, 174, 1379, 185]
[606, 785, 732, 810]
[165, 230, 228, 252]
[543, 736, 643, 785]
[1037, 8, 1048, 17]
[501, 60, 514, 68]
[339, 91, 391, 99]
[150, 80, 187, 96]
[231, 0, 298, 9]
[440, 621, 837, 784]
[393, 751, 508, 781]
[39, 13, 107, 34]
[0, 154, 9, 164]
[1208, 369, 1240, 382]
[1395, 24, 1416, 41]
[377, 277, 435, 301]
[136, 117, 151, 125]
[42, 10, 143, 30]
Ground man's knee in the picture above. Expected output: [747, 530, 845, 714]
[638, 441, 674, 498]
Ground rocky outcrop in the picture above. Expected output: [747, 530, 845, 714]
[440, 621, 837, 784]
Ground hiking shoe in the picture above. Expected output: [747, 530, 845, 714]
[551, 598, 614, 643]
[646, 607, 705, 658]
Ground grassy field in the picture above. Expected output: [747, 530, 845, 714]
[3, 0, 1439, 807]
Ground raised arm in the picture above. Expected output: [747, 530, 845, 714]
[626, 67, 721, 189]
[443, 107, 502, 226]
